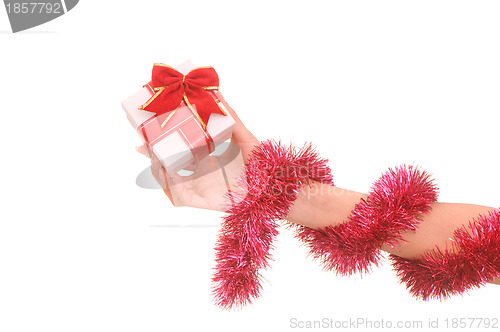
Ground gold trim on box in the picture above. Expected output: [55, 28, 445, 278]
[139, 86, 165, 110]
[183, 92, 207, 130]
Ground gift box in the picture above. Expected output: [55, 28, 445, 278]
[122, 61, 236, 175]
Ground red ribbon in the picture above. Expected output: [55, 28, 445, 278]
[139, 63, 226, 130]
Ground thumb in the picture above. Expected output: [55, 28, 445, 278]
[135, 144, 151, 158]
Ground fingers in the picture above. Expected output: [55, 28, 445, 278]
[215, 91, 244, 126]
[160, 166, 175, 205]
[135, 144, 150, 158]
[215, 91, 258, 144]
[150, 153, 175, 204]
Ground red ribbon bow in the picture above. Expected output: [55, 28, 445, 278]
[140, 63, 226, 129]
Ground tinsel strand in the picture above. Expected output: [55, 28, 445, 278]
[211, 140, 333, 309]
[290, 165, 439, 275]
[212, 141, 499, 305]
[390, 209, 500, 300]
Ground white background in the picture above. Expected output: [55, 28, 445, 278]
[1, 1, 500, 331]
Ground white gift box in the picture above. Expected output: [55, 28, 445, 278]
[121, 61, 236, 175]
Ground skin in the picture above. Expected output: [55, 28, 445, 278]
[139, 92, 499, 285]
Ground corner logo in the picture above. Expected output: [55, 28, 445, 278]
[3, 0, 78, 33]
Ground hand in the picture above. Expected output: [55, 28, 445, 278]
[136, 92, 259, 211]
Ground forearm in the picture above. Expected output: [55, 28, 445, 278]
[285, 181, 500, 284]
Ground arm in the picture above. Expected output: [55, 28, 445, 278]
[144, 97, 499, 285]
[285, 181, 500, 284]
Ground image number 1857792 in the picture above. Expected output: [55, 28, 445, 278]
[3, 0, 79, 32]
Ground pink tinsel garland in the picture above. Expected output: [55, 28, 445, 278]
[211, 140, 499, 308]
[390, 209, 500, 300]
[292, 165, 439, 275]
[212, 140, 333, 310]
